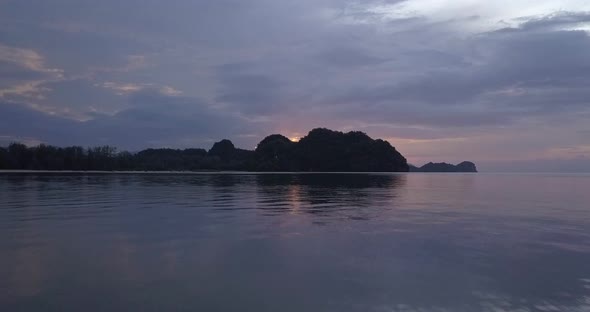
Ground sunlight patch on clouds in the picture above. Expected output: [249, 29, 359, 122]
[0, 135, 43, 146]
[545, 145, 590, 159]
[391, 137, 469, 144]
[99, 82, 144, 95]
[372, 0, 590, 32]
[98, 82, 182, 96]
[28, 102, 89, 121]
[0, 81, 51, 100]
[561, 22, 590, 32]
[0, 44, 64, 101]
[0, 44, 63, 75]
[160, 86, 183, 96]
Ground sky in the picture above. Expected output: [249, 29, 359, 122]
[1, 0, 590, 172]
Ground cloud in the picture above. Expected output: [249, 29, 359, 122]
[517, 11, 590, 31]
[0, 44, 63, 100]
[317, 47, 386, 68]
[0, 100, 79, 145]
[215, 72, 282, 115]
[0, 88, 268, 149]
[312, 12, 590, 131]
[89, 55, 148, 74]
[98, 82, 182, 96]
[81, 89, 269, 149]
[0, 1, 590, 169]
[0, 44, 62, 74]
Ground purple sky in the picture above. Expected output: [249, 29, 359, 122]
[1, 0, 590, 171]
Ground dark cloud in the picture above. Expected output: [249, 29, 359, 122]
[0, 90, 268, 149]
[215, 72, 282, 115]
[317, 47, 387, 67]
[81, 90, 269, 149]
[0, 101, 79, 144]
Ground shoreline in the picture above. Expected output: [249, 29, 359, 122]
[0, 170, 412, 175]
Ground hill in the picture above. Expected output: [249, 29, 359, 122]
[254, 128, 408, 172]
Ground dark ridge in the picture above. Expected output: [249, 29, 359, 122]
[0, 128, 410, 172]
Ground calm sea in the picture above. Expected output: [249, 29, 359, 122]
[1, 173, 589, 311]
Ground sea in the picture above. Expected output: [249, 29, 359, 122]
[1, 172, 589, 311]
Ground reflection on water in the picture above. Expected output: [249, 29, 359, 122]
[1, 173, 590, 311]
[254, 174, 405, 220]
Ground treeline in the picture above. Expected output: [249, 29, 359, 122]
[0, 143, 240, 171]
[0, 128, 410, 172]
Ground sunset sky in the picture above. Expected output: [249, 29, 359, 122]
[1, 0, 590, 171]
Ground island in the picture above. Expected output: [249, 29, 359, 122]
[409, 162, 478, 173]
[0, 128, 475, 173]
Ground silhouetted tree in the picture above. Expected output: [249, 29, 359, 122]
[0, 147, 7, 169]
[8, 143, 32, 169]
[63, 146, 86, 170]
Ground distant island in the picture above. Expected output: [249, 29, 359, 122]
[0, 128, 475, 173]
[409, 162, 478, 173]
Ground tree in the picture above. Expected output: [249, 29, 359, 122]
[8, 143, 32, 169]
[0, 147, 7, 169]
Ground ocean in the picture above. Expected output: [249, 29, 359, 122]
[1, 172, 589, 311]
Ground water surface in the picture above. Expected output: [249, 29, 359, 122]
[1, 173, 590, 311]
